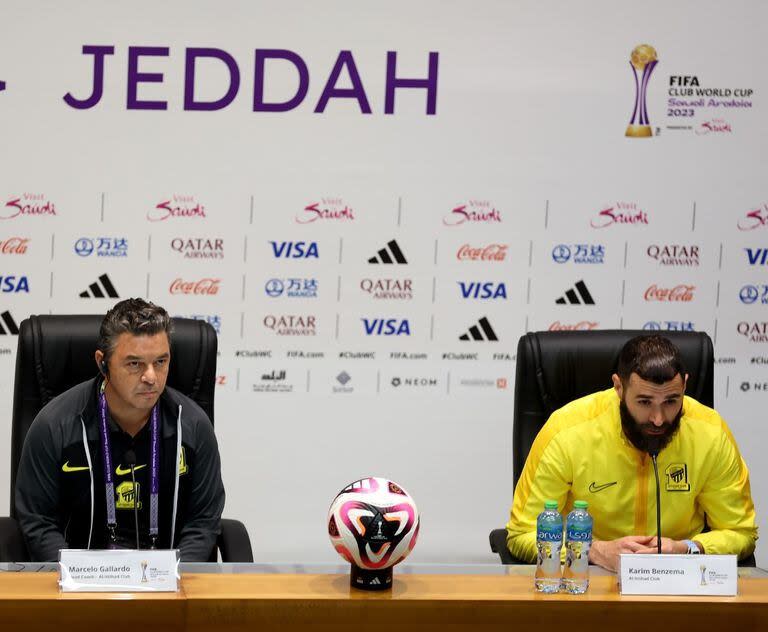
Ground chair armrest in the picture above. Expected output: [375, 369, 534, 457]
[489, 528, 528, 565]
[0, 516, 29, 562]
[218, 518, 254, 563]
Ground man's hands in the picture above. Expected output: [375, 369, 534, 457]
[588, 536, 689, 572]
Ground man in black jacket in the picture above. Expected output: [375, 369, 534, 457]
[15, 299, 225, 561]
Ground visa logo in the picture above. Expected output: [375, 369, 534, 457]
[745, 248, 768, 265]
[458, 282, 507, 299]
[362, 318, 411, 336]
[269, 241, 319, 258]
[0, 275, 29, 293]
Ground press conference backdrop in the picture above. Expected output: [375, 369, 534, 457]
[0, 0, 766, 566]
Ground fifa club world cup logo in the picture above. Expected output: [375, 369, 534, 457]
[626, 44, 658, 138]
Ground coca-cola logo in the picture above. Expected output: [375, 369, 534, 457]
[644, 284, 695, 302]
[548, 321, 599, 331]
[737, 205, 768, 231]
[0, 237, 29, 254]
[549, 320, 600, 331]
[148, 196, 206, 222]
[443, 201, 502, 226]
[170, 237, 223, 259]
[169, 278, 220, 295]
[456, 243, 507, 261]
[590, 202, 649, 229]
[696, 119, 732, 135]
[738, 321, 768, 343]
[1, 194, 56, 220]
[296, 198, 355, 224]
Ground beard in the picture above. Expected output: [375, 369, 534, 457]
[620, 399, 682, 454]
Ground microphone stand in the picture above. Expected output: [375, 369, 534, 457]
[649, 446, 661, 554]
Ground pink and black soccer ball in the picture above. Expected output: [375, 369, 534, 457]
[327, 477, 420, 569]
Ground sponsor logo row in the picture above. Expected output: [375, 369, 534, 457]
[6, 195, 768, 232]
[5, 237, 768, 270]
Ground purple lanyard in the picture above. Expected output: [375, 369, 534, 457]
[98, 384, 160, 547]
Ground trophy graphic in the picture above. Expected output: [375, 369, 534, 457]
[699, 564, 707, 586]
[141, 560, 149, 583]
[626, 44, 658, 138]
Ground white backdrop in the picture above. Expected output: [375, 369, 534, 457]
[0, 0, 766, 566]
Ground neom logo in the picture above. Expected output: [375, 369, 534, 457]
[169, 278, 220, 295]
[590, 202, 648, 229]
[148, 196, 206, 221]
[1, 195, 56, 220]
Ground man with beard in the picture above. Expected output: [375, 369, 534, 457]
[506, 335, 756, 571]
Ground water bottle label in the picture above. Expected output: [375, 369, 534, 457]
[566, 539, 590, 573]
[536, 529, 563, 542]
[566, 528, 591, 541]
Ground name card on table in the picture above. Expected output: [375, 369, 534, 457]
[59, 549, 180, 592]
[619, 554, 737, 596]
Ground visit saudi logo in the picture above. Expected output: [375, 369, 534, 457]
[626, 44, 658, 138]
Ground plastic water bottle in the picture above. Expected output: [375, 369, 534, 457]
[562, 500, 593, 594]
[534, 500, 563, 593]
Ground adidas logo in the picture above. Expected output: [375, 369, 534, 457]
[555, 280, 595, 305]
[368, 240, 407, 264]
[369, 577, 381, 585]
[459, 317, 498, 341]
[0, 311, 18, 335]
[79, 273, 119, 298]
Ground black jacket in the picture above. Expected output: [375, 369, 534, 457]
[15, 378, 225, 562]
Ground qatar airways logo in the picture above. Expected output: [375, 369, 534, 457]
[1, 194, 56, 220]
[456, 244, 507, 261]
[738, 204, 768, 231]
[644, 284, 695, 302]
[646, 244, 699, 266]
[0, 238, 29, 254]
[296, 198, 355, 224]
[738, 321, 768, 343]
[443, 201, 501, 226]
[548, 321, 599, 331]
[590, 202, 648, 229]
[148, 196, 206, 221]
[169, 278, 220, 295]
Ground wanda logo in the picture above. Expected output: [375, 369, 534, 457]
[548, 321, 599, 331]
[456, 244, 507, 261]
[169, 278, 221, 295]
[644, 284, 695, 302]
[0, 237, 29, 254]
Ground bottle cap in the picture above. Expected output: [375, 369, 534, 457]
[544, 500, 558, 510]
[574, 500, 588, 509]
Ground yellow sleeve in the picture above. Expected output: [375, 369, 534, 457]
[692, 420, 757, 559]
[505, 414, 572, 562]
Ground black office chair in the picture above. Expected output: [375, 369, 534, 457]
[489, 330, 755, 567]
[0, 314, 253, 562]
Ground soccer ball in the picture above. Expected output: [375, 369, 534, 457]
[327, 477, 420, 571]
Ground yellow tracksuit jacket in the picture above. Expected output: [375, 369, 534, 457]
[506, 388, 757, 562]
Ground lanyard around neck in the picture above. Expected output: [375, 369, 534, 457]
[98, 382, 160, 547]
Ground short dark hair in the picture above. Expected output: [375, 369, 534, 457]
[97, 298, 171, 363]
[616, 335, 686, 385]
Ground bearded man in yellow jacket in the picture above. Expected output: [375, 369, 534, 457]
[506, 335, 757, 571]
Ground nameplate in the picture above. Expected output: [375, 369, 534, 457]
[619, 554, 737, 596]
[59, 549, 180, 592]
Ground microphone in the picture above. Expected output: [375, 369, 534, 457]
[647, 438, 662, 554]
[124, 449, 140, 550]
